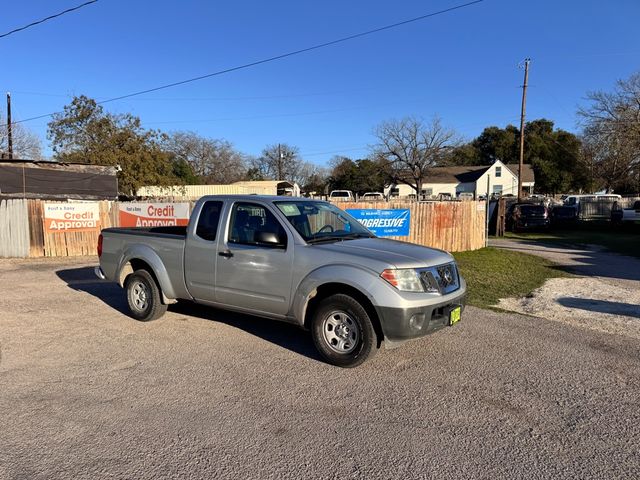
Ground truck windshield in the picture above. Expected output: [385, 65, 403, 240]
[275, 201, 374, 243]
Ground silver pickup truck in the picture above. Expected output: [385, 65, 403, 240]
[96, 196, 466, 367]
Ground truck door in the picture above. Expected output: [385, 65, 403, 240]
[184, 200, 224, 302]
[215, 201, 294, 317]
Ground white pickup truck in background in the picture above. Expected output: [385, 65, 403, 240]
[612, 200, 640, 224]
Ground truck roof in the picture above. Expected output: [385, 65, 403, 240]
[197, 195, 322, 203]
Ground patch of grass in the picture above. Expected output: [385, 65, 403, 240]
[505, 224, 640, 259]
[453, 247, 568, 309]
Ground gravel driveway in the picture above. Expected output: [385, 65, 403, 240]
[490, 238, 640, 339]
[1, 258, 639, 479]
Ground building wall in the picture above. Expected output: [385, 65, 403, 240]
[475, 161, 519, 197]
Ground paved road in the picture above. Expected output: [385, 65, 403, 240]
[1, 258, 639, 479]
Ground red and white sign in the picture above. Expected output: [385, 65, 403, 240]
[118, 202, 190, 227]
[43, 203, 101, 233]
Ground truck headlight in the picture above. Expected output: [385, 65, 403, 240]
[381, 268, 425, 292]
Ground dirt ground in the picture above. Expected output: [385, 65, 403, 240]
[491, 239, 640, 338]
[1, 257, 639, 479]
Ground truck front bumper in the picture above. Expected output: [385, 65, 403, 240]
[376, 287, 466, 346]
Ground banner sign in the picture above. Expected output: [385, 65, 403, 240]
[346, 209, 410, 237]
[43, 203, 101, 233]
[118, 203, 190, 227]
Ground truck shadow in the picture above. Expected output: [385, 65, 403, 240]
[556, 297, 640, 319]
[55, 266, 322, 362]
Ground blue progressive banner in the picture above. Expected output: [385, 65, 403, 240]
[346, 209, 410, 237]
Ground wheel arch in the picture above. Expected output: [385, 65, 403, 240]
[117, 246, 176, 303]
[303, 282, 384, 347]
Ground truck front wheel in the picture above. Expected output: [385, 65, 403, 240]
[311, 293, 377, 368]
[125, 270, 168, 321]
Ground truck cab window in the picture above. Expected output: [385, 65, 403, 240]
[196, 201, 223, 241]
[229, 203, 287, 247]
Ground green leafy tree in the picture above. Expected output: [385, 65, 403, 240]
[447, 119, 589, 194]
[328, 156, 386, 194]
[47, 96, 178, 196]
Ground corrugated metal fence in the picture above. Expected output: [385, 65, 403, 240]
[0, 199, 30, 257]
[1, 198, 487, 257]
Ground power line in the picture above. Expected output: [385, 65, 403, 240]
[0, 0, 99, 39]
[3, 0, 484, 127]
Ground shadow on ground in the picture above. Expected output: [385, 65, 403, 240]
[557, 297, 640, 319]
[492, 239, 640, 282]
[55, 266, 322, 362]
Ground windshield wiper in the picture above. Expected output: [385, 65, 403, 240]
[307, 233, 374, 244]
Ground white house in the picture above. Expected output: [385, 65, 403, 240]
[384, 160, 535, 199]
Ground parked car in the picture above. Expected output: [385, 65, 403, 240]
[506, 203, 550, 231]
[457, 192, 474, 201]
[612, 200, 640, 224]
[550, 205, 578, 226]
[329, 190, 355, 202]
[96, 196, 467, 368]
[436, 193, 453, 201]
[360, 192, 385, 201]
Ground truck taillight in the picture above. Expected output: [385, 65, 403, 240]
[97, 234, 103, 257]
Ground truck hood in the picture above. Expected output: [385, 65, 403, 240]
[311, 238, 454, 270]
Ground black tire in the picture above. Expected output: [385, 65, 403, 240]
[311, 293, 378, 368]
[125, 269, 168, 322]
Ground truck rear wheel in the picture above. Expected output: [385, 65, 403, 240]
[125, 270, 167, 322]
[311, 293, 377, 368]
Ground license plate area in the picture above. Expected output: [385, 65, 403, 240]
[449, 306, 462, 326]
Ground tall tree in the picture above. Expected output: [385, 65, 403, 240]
[372, 116, 459, 196]
[162, 131, 247, 184]
[251, 143, 305, 182]
[47, 95, 177, 196]
[328, 156, 386, 194]
[0, 113, 42, 159]
[579, 72, 640, 192]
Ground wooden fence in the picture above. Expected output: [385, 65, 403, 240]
[332, 201, 486, 252]
[0, 198, 487, 258]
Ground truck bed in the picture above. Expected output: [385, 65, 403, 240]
[103, 226, 187, 237]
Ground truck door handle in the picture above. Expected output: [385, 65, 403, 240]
[218, 250, 234, 258]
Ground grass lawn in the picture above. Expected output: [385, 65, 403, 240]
[505, 225, 640, 259]
[453, 247, 569, 309]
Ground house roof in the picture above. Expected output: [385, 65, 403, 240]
[505, 164, 535, 183]
[423, 165, 490, 184]
[423, 163, 535, 185]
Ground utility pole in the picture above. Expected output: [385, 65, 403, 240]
[517, 58, 530, 202]
[277, 143, 282, 181]
[6, 92, 13, 160]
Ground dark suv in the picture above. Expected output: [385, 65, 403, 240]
[507, 203, 550, 231]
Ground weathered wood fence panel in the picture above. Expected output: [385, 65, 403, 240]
[0, 199, 30, 258]
[333, 201, 486, 252]
[1, 199, 486, 257]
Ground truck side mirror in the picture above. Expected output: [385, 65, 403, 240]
[255, 231, 285, 248]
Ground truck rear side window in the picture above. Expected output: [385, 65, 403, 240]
[196, 201, 223, 241]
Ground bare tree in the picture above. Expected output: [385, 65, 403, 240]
[579, 72, 640, 192]
[0, 114, 42, 159]
[163, 131, 247, 184]
[251, 143, 304, 182]
[372, 116, 459, 197]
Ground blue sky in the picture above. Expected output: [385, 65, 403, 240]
[2, 0, 639, 165]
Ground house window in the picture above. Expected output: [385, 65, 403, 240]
[390, 188, 400, 197]
[492, 185, 503, 195]
[495, 166, 502, 178]
[421, 188, 433, 197]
